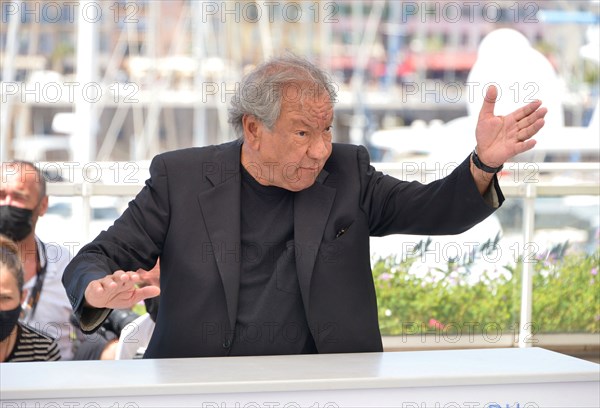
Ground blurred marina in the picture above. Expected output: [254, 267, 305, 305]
[2, 1, 599, 162]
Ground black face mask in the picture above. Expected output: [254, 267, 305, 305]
[0, 305, 21, 342]
[0, 205, 34, 242]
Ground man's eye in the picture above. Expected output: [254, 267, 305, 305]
[297, 131, 307, 137]
[325, 126, 333, 132]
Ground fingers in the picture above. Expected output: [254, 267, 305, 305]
[513, 103, 547, 137]
[84, 270, 146, 309]
[515, 137, 538, 156]
[136, 285, 161, 301]
[84, 280, 108, 307]
[504, 100, 546, 146]
[97, 270, 139, 292]
[109, 285, 159, 308]
[511, 116, 544, 158]
[478, 85, 498, 120]
[112, 269, 141, 283]
[517, 117, 546, 142]
[513, 99, 545, 123]
[137, 268, 160, 287]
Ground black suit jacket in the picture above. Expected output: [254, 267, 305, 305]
[63, 141, 503, 358]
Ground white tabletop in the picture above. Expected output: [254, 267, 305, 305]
[1, 347, 598, 401]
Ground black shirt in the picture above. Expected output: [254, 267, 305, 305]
[229, 167, 316, 355]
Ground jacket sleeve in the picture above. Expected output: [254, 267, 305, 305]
[62, 155, 170, 332]
[357, 145, 504, 237]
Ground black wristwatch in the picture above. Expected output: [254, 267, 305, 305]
[471, 149, 504, 173]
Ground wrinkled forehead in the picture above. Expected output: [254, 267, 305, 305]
[280, 83, 333, 123]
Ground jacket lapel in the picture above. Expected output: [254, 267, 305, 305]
[293, 170, 336, 313]
[197, 142, 242, 332]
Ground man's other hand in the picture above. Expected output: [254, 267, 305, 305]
[84, 270, 160, 310]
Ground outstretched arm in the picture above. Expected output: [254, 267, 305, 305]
[471, 85, 548, 194]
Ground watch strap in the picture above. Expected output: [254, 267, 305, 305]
[471, 149, 504, 173]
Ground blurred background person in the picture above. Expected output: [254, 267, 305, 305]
[0, 160, 76, 360]
[0, 160, 141, 360]
[0, 234, 60, 362]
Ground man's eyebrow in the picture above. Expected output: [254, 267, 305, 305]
[289, 114, 334, 128]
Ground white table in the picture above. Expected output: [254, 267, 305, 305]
[1, 348, 598, 407]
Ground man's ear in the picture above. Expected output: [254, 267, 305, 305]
[242, 114, 262, 150]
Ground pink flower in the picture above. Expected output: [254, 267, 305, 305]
[591, 267, 598, 276]
[379, 273, 392, 281]
[429, 318, 445, 330]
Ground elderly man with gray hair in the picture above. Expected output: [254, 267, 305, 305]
[63, 55, 546, 359]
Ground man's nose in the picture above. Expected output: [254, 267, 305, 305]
[308, 136, 330, 160]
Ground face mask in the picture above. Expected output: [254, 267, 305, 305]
[0, 305, 21, 342]
[0, 205, 34, 242]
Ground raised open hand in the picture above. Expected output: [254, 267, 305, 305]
[475, 85, 548, 167]
[84, 270, 160, 310]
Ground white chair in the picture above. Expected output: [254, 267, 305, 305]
[114, 313, 156, 360]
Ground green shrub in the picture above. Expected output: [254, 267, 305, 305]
[374, 241, 600, 335]
[530, 249, 600, 333]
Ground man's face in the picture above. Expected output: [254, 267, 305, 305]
[0, 164, 47, 231]
[247, 87, 334, 192]
[0, 266, 21, 311]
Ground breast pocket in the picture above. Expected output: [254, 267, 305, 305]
[327, 218, 355, 242]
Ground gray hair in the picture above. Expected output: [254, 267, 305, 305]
[228, 55, 337, 138]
